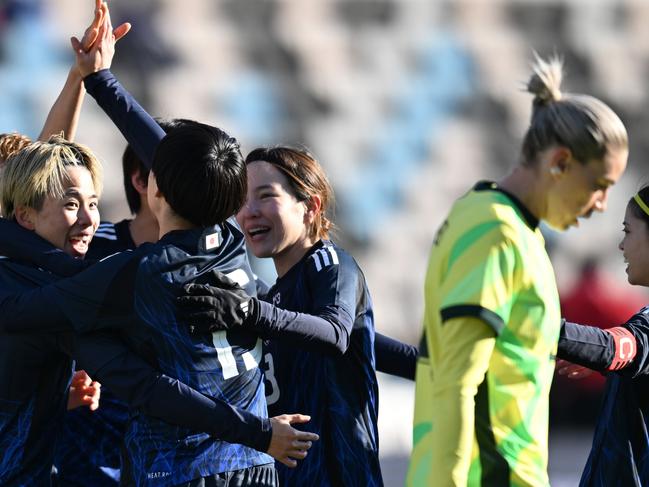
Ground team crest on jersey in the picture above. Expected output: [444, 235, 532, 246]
[205, 232, 222, 250]
[311, 246, 339, 272]
[272, 292, 281, 306]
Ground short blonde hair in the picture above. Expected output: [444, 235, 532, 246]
[0, 134, 103, 219]
[0, 132, 32, 166]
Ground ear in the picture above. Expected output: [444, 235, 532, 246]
[15, 206, 36, 230]
[304, 195, 322, 224]
[130, 168, 149, 195]
[548, 146, 573, 178]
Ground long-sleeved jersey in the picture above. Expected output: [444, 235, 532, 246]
[54, 219, 136, 486]
[263, 240, 382, 486]
[558, 308, 649, 486]
[0, 228, 275, 485]
[0, 222, 273, 486]
[0, 258, 74, 486]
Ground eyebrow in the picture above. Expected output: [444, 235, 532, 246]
[254, 184, 275, 192]
[64, 188, 98, 199]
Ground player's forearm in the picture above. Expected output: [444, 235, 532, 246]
[74, 333, 272, 452]
[84, 69, 164, 169]
[142, 376, 272, 453]
[38, 66, 85, 142]
[558, 320, 638, 373]
[0, 286, 71, 333]
[375, 332, 417, 380]
[251, 299, 351, 354]
[0, 218, 92, 277]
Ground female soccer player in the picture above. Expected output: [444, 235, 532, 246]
[407, 55, 628, 487]
[235, 146, 382, 486]
[556, 185, 649, 486]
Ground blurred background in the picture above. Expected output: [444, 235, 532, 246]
[2, 0, 649, 484]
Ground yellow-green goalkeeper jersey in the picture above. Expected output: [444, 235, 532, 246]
[408, 181, 561, 487]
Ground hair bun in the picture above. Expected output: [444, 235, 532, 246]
[526, 53, 563, 105]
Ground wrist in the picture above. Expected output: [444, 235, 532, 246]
[244, 297, 260, 327]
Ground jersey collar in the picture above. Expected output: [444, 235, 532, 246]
[474, 180, 540, 230]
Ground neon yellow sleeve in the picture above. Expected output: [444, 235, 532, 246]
[409, 316, 495, 487]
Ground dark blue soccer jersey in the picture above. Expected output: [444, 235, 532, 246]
[54, 219, 136, 487]
[558, 307, 649, 487]
[86, 219, 136, 260]
[0, 258, 74, 486]
[8, 221, 272, 486]
[263, 240, 382, 486]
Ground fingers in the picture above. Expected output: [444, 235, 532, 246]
[70, 36, 84, 55]
[295, 431, 319, 442]
[277, 456, 298, 468]
[103, 2, 114, 40]
[113, 22, 131, 42]
[286, 413, 311, 425]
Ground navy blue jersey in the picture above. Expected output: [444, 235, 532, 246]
[86, 219, 136, 260]
[559, 307, 649, 486]
[54, 219, 136, 487]
[11, 221, 272, 486]
[263, 240, 382, 486]
[0, 257, 74, 486]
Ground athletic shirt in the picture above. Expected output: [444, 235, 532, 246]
[263, 240, 382, 487]
[409, 181, 561, 486]
[578, 307, 649, 487]
[86, 219, 136, 260]
[53, 219, 137, 486]
[0, 258, 74, 486]
[21, 221, 272, 486]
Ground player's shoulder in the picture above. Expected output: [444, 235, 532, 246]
[306, 240, 359, 275]
[93, 221, 119, 241]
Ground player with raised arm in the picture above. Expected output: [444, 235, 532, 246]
[0, 8, 320, 486]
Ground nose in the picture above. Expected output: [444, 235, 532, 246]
[618, 237, 624, 252]
[593, 189, 609, 213]
[77, 204, 95, 227]
[242, 199, 260, 217]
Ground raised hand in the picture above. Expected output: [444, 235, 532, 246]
[72, 1, 131, 77]
[267, 414, 319, 468]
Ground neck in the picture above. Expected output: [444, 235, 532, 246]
[274, 237, 319, 278]
[157, 208, 196, 239]
[497, 165, 546, 222]
[129, 207, 159, 245]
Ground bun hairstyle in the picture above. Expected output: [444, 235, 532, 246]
[245, 146, 335, 241]
[521, 53, 628, 166]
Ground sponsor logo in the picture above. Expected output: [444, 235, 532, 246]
[147, 471, 172, 479]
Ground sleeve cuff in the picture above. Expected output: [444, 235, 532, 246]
[83, 69, 115, 94]
[440, 305, 505, 335]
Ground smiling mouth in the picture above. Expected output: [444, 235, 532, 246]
[248, 227, 270, 239]
[69, 235, 92, 252]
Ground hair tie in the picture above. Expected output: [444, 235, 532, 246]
[633, 193, 649, 216]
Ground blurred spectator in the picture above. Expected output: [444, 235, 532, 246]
[551, 255, 647, 425]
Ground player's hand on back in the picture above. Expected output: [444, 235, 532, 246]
[556, 359, 594, 379]
[67, 369, 101, 411]
[176, 272, 255, 334]
[268, 414, 319, 468]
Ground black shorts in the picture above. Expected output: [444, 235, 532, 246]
[173, 463, 278, 487]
